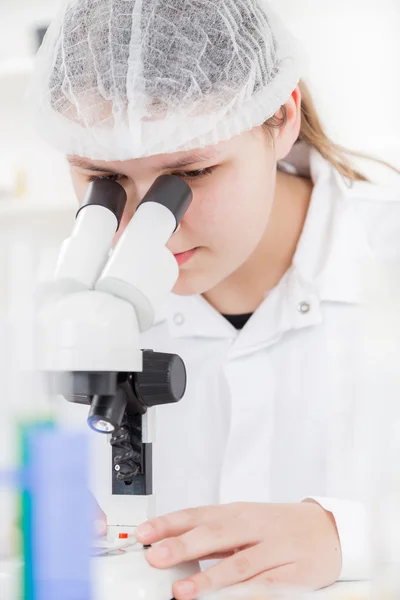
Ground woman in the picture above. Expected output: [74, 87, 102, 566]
[31, 1, 400, 598]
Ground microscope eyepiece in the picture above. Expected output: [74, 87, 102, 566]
[137, 175, 192, 231]
[76, 179, 127, 230]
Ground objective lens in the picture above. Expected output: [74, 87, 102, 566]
[88, 418, 115, 433]
[87, 391, 127, 434]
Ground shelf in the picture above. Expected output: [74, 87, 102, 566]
[0, 57, 34, 79]
[0, 197, 75, 219]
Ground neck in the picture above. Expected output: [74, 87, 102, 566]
[203, 171, 314, 315]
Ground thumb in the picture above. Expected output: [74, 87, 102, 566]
[91, 494, 107, 537]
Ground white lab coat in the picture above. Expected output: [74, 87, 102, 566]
[139, 143, 400, 582]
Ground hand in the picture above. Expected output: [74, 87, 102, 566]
[135, 501, 342, 600]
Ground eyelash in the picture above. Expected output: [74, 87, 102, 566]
[86, 167, 215, 184]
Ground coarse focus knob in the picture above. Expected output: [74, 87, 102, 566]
[134, 351, 187, 407]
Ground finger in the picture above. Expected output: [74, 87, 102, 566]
[250, 562, 306, 588]
[94, 514, 107, 537]
[200, 546, 250, 561]
[136, 504, 235, 544]
[146, 521, 259, 568]
[172, 544, 286, 600]
[199, 551, 234, 560]
[91, 495, 107, 537]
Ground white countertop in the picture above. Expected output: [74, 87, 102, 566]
[315, 582, 369, 598]
[0, 559, 372, 600]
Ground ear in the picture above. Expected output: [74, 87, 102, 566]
[273, 86, 302, 161]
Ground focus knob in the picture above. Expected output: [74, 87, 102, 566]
[134, 351, 187, 407]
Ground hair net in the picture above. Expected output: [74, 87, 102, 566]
[30, 0, 307, 161]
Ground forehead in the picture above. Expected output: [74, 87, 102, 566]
[67, 144, 224, 172]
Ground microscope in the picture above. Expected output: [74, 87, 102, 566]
[38, 175, 199, 599]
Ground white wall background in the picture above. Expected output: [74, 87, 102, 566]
[271, 0, 400, 179]
[0, 0, 74, 218]
[0, 0, 58, 59]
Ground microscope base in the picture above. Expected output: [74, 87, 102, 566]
[0, 546, 199, 600]
[94, 543, 199, 599]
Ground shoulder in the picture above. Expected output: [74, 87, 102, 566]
[311, 147, 400, 262]
[339, 177, 400, 262]
[300, 151, 400, 302]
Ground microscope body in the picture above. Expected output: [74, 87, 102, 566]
[37, 175, 200, 598]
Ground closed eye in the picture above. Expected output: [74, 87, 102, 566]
[85, 173, 126, 183]
[172, 166, 216, 181]
[85, 166, 216, 184]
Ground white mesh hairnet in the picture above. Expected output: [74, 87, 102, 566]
[30, 0, 308, 160]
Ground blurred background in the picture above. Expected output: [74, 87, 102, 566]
[0, 0, 75, 267]
[0, 0, 399, 228]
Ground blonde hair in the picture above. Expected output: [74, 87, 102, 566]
[266, 80, 400, 183]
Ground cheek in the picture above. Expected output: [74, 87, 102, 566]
[185, 187, 223, 231]
[185, 174, 249, 232]
[185, 167, 275, 245]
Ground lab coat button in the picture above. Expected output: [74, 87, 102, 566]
[173, 313, 185, 326]
[298, 301, 311, 314]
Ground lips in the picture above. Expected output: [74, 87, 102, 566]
[173, 248, 197, 266]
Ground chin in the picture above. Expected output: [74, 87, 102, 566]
[172, 269, 218, 297]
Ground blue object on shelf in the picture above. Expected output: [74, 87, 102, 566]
[23, 428, 93, 600]
[0, 470, 21, 487]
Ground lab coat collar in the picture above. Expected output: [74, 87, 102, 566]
[159, 144, 375, 352]
[162, 293, 237, 340]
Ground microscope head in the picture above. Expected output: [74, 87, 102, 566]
[39, 174, 192, 433]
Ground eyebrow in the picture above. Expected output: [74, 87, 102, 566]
[67, 151, 218, 174]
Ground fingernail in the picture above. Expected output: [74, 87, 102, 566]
[175, 580, 196, 598]
[148, 544, 171, 560]
[136, 523, 154, 539]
